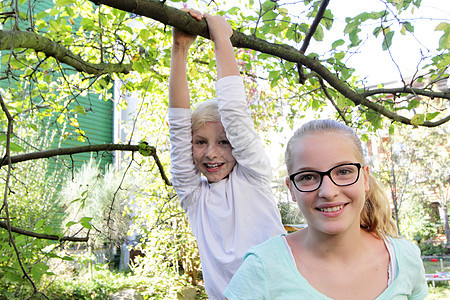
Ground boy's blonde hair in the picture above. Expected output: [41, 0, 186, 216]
[191, 99, 221, 132]
[285, 119, 398, 238]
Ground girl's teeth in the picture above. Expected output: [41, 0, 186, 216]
[319, 205, 344, 212]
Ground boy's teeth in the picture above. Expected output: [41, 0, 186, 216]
[319, 205, 344, 212]
[206, 163, 220, 168]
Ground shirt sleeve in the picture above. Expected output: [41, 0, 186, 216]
[216, 76, 272, 185]
[224, 253, 268, 299]
[409, 243, 429, 300]
[168, 107, 201, 211]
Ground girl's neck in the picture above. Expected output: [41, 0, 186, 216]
[301, 226, 373, 261]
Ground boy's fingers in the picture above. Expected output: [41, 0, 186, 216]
[181, 8, 203, 20]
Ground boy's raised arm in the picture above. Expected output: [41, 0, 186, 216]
[203, 13, 239, 79]
[169, 9, 202, 109]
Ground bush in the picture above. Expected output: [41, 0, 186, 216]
[419, 241, 450, 256]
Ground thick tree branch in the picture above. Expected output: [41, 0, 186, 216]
[91, 0, 449, 127]
[1, 143, 172, 186]
[0, 30, 133, 75]
[0, 220, 89, 242]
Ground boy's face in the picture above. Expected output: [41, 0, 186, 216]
[192, 122, 236, 183]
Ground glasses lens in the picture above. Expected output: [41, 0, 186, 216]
[293, 171, 321, 192]
[291, 163, 361, 192]
[330, 164, 359, 186]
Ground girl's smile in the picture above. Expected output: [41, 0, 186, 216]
[286, 132, 369, 236]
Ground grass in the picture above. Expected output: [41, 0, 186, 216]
[423, 258, 450, 299]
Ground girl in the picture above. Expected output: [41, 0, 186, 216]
[224, 119, 428, 299]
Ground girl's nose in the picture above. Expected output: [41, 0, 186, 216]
[317, 175, 339, 199]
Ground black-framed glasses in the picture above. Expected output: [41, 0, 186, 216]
[289, 163, 362, 192]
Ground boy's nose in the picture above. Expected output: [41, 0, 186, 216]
[317, 175, 339, 199]
[205, 144, 219, 159]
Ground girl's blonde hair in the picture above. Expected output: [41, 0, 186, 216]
[191, 99, 221, 132]
[285, 119, 398, 238]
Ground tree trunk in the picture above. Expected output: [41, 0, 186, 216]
[442, 200, 450, 244]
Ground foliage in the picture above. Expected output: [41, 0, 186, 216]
[278, 201, 306, 225]
[426, 286, 450, 300]
[58, 158, 130, 247]
[123, 167, 205, 298]
[0, 0, 449, 298]
[419, 242, 450, 256]
[0, 120, 68, 298]
[41, 263, 207, 300]
[374, 120, 449, 240]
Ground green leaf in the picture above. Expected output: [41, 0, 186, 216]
[79, 217, 93, 223]
[389, 124, 395, 135]
[332, 39, 345, 49]
[438, 30, 450, 50]
[407, 98, 420, 110]
[426, 112, 440, 121]
[138, 140, 154, 157]
[382, 31, 395, 50]
[74, 105, 86, 116]
[313, 25, 324, 41]
[30, 124, 38, 131]
[34, 219, 45, 230]
[61, 256, 74, 261]
[403, 22, 414, 33]
[139, 29, 150, 41]
[55, 0, 76, 6]
[80, 221, 92, 229]
[434, 22, 450, 50]
[65, 221, 77, 227]
[334, 51, 345, 60]
[410, 114, 425, 126]
[321, 10, 334, 30]
[278, 8, 288, 17]
[435, 22, 449, 31]
[9, 142, 25, 152]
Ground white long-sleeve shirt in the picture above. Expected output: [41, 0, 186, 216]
[169, 76, 286, 300]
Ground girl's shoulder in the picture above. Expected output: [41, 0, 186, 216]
[387, 236, 422, 262]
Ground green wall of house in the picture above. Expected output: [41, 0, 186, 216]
[1, 0, 114, 174]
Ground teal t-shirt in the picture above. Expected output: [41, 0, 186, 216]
[224, 235, 428, 299]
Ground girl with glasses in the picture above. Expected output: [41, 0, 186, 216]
[225, 119, 428, 299]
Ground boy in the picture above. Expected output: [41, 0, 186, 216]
[168, 9, 285, 299]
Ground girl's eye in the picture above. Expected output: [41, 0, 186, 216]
[298, 173, 318, 182]
[334, 167, 355, 177]
[195, 140, 206, 145]
[219, 140, 230, 145]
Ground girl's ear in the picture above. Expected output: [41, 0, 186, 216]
[285, 177, 297, 202]
[363, 165, 370, 192]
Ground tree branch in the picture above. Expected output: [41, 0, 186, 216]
[360, 87, 450, 99]
[91, 0, 449, 127]
[0, 220, 89, 242]
[1, 143, 172, 186]
[300, 0, 330, 54]
[0, 30, 133, 75]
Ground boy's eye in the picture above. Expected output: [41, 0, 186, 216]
[195, 140, 206, 145]
[219, 140, 230, 145]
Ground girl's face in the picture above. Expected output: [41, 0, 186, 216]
[286, 132, 370, 236]
[192, 121, 236, 183]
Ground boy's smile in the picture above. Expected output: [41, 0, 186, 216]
[192, 121, 236, 183]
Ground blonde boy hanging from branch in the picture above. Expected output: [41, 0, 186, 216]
[168, 8, 286, 300]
